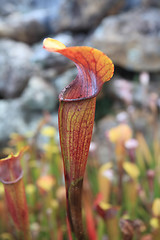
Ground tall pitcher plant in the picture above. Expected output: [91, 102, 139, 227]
[43, 38, 114, 240]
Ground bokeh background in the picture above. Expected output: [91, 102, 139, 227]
[0, 1, 160, 239]
[0, 0, 160, 156]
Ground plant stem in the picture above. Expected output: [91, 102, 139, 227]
[66, 178, 85, 240]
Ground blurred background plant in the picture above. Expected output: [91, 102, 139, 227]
[0, 108, 159, 239]
[0, 0, 160, 239]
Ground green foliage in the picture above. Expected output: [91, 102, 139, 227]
[0, 113, 160, 240]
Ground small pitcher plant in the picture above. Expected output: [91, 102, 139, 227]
[0, 148, 31, 240]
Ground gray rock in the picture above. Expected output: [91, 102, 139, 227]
[0, 99, 40, 143]
[0, 100, 22, 142]
[21, 76, 58, 111]
[0, 39, 33, 98]
[49, 0, 125, 32]
[125, 0, 142, 9]
[0, 0, 20, 16]
[0, 0, 125, 44]
[143, 0, 160, 8]
[2, 0, 159, 18]
[0, 98, 59, 145]
[0, 10, 47, 44]
[87, 7, 160, 71]
[124, 0, 160, 9]
[40, 68, 57, 82]
[0, 0, 63, 16]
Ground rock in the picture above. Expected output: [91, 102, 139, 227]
[124, 0, 160, 10]
[40, 69, 57, 82]
[143, 0, 160, 8]
[125, 0, 142, 9]
[0, 100, 21, 143]
[49, 0, 125, 32]
[87, 7, 160, 72]
[0, 0, 63, 16]
[0, 98, 59, 145]
[0, 99, 42, 144]
[120, 0, 160, 10]
[0, 10, 47, 44]
[0, 0, 125, 44]
[0, 39, 33, 98]
[21, 76, 58, 111]
[0, 0, 16, 16]
[0, 1, 65, 44]
[2, 0, 159, 19]
[0, 0, 21, 16]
